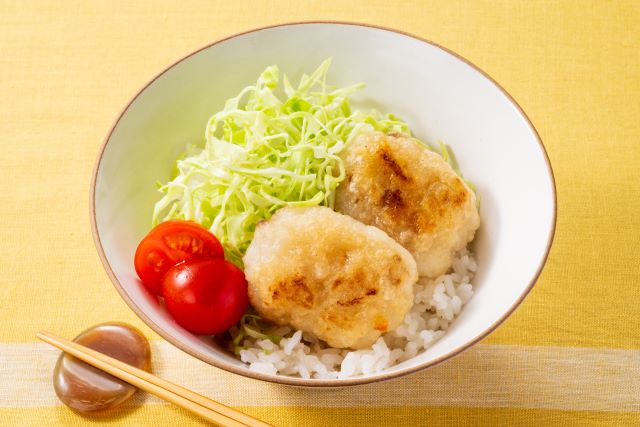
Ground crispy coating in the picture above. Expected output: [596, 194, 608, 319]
[243, 206, 417, 349]
[335, 132, 480, 278]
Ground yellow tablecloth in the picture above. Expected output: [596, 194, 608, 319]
[1, 1, 639, 425]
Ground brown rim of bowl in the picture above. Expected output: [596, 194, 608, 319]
[90, 20, 557, 387]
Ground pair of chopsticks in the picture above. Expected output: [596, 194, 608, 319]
[37, 331, 272, 427]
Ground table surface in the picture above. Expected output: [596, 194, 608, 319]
[1, 1, 639, 425]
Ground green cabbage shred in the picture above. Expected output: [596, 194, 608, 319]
[230, 314, 284, 354]
[152, 59, 410, 267]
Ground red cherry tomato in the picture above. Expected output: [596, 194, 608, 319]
[161, 259, 248, 334]
[134, 221, 224, 295]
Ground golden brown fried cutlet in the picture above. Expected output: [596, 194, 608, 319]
[335, 132, 480, 278]
[243, 206, 417, 349]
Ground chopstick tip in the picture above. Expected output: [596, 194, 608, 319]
[36, 331, 53, 342]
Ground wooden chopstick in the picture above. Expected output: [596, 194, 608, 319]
[37, 331, 272, 427]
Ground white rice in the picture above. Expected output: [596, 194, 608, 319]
[237, 248, 476, 379]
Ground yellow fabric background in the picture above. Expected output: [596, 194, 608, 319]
[1, 1, 638, 425]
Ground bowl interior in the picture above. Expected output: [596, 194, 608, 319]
[93, 23, 555, 386]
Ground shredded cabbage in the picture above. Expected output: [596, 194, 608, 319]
[230, 314, 284, 354]
[152, 59, 410, 266]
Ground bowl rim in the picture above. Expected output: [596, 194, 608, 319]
[90, 20, 557, 387]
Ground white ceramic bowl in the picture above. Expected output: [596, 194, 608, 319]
[91, 22, 556, 387]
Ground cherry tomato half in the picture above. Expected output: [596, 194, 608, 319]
[134, 221, 224, 295]
[162, 259, 248, 334]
